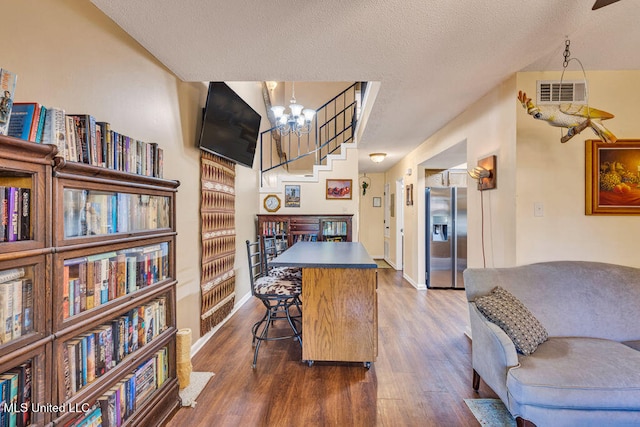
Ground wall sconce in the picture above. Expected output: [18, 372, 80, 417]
[369, 153, 387, 163]
[468, 155, 497, 191]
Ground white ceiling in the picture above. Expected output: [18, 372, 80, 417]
[90, 0, 640, 172]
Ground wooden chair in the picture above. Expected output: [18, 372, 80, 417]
[245, 239, 302, 369]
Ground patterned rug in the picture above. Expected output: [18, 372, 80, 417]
[179, 371, 215, 407]
[200, 152, 236, 335]
[464, 399, 516, 427]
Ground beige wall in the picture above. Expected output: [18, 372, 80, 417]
[515, 70, 640, 267]
[258, 145, 360, 239]
[385, 75, 518, 287]
[1, 1, 264, 342]
[358, 173, 385, 258]
[387, 69, 640, 289]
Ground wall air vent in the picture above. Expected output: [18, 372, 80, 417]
[536, 80, 587, 105]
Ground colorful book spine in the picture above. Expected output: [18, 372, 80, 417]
[0, 372, 19, 427]
[0, 69, 17, 136]
[0, 282, 14, 343]
[11, 280, 22, 340]
[0, 68, 18, 135]
[0, 186, 5, 242]
[65, 115, 78, 162]
[34, 104, 46, 143]
[21, 279, 33, 335]
[6, 186, 18, 242]
[42, 107, 67, 159]
[18, 187, 30, 241]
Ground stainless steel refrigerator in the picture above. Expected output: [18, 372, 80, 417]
[425, 186, 467, 288]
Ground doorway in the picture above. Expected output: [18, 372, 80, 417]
[396, 178, 404, 270]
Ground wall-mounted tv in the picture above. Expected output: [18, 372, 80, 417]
[198, 82, 261, 168]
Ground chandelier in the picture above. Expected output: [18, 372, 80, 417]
[270, 82, 316, 136]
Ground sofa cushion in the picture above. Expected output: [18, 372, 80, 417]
[507, 337, 640, 410]
[475, 286, 548, 355]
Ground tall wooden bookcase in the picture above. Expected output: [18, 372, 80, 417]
[0, 134, 180, 426]
[257, 214, 353, 247]
[0, 136, 56, 426]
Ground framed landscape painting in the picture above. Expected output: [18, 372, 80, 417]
[585, 139, 640, 215]
[326, 179, 352, 200]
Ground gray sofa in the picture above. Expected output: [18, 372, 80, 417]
[464, 261, 640, 427]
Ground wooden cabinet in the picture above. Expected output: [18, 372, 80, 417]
[0, 134, 180, 426]
[50, 158, 180, 426]
[0, 136, 57, 426]
[257, 214, 353, 246]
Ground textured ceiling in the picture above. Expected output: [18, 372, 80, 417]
[90, 0, 640, 172]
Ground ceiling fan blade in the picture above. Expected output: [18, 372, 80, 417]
[592, 0, 621, 10]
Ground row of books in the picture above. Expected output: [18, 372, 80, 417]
[6, 105, 164, 178]
[0, 187, 30, 243]
[62, 297, 168, 399]
[63, 243, 169, 319]
[0, 360, 31, 427]
[292, 233, 317, 243]
[0, 69, 17, 137]
[321, 221, 348, 236]
[261, 221, 288, 237]
[63, 189, 170, 238]
[65, 348, 168, 427]
[6, 103, 164, 178]
[0, 268, 33, 345]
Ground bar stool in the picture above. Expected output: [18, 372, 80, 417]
[262, 235, 302, 283]
[246, 239, 302, 369]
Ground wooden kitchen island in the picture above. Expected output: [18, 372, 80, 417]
[270, 241, 378, 367]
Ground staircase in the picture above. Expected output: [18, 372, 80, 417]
[259, 82, 365, 190]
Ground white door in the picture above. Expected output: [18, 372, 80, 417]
[384, 182, 390, 260]
[396, 179, 404, 270]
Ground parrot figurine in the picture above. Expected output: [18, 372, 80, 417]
[517, 91, 617, 143]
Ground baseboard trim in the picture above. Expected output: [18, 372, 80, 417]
[190, 291, 252, 357]
[403, 273, 427, 290]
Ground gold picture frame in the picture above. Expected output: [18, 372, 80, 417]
[326, 179, 353, 200]
[585, 139, 640, 215]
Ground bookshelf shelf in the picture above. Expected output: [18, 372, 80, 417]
[0, 134, 180, 426]
[0, 136, 56, 254]
[52, 327, 175, 426]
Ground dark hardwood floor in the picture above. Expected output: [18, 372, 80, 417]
[167, 268, 498, 427]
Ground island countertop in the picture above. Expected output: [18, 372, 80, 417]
[270, 241, 377, 269]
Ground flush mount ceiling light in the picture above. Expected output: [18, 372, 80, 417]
[271, 82, 316, 137]
[369, 153, 387, 163]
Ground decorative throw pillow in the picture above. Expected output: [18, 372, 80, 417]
[474, 286, 548, 356]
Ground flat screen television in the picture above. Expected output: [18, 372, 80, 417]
[198, 82, 261, 168]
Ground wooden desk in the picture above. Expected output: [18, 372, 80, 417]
[270, 242, 378, 367]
